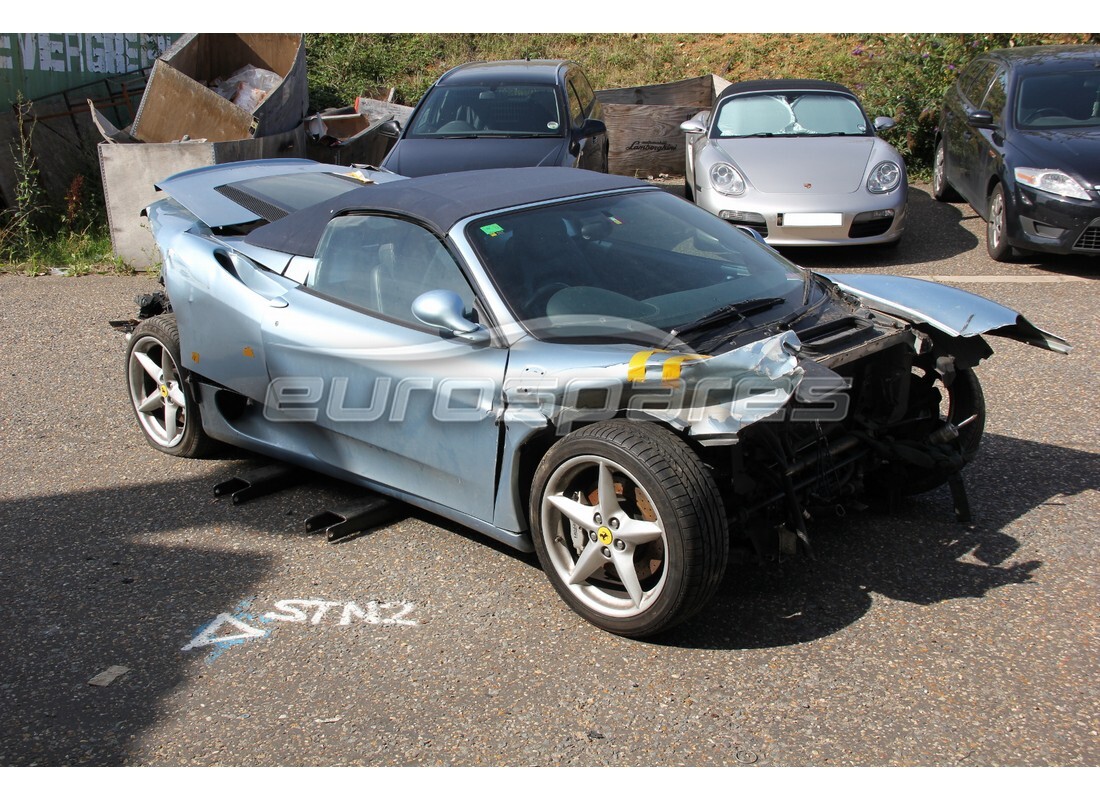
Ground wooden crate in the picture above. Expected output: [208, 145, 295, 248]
[596, 74, 730, 177]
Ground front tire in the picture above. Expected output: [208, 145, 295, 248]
[530, 421, 728, 638]
[876, 366, 986, 496]
[126, 314, 214, 458]
[986, 184, 1018, 262]
[931, 140, 960, 202]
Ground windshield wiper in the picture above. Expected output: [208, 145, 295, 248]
[671, 297, 786, 338]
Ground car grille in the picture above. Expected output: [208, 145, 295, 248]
[1072, 222, 1100, 251]
[848, 217, 894, 238]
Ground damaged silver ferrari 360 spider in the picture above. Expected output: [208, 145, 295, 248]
[126, 160, 1068, 637]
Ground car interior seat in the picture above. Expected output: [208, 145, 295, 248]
[373, 228, 473, 324]
[311, 217, 383, 310]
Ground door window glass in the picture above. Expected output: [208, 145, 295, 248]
[961, 61, 997, 107]
[311, 215, 475, 327]
[569, 71, 596, 117]
[981, 69, 1008, 123]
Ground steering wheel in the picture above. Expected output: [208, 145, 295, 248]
[1023, 107, 1065, 123]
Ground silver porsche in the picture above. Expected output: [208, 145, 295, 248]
[681, 79, 908, 247]
[127, 159, 1064, 637]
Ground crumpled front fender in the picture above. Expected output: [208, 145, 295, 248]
[818, 273, 1071, 354]
[503, 330, 808, 446]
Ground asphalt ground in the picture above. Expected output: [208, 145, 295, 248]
[0, 185, 1096, 776]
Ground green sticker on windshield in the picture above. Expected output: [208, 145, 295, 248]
[480, 223, 505, 237]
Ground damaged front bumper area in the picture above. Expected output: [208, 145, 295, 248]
[507, 276, 1067, 558]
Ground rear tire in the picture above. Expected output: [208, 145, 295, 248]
[126, 314, 214, 458]
[531, 421, 728, 638]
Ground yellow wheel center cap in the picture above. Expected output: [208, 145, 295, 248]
[159, 384, 169, 399]
[597, 526, 614, 546]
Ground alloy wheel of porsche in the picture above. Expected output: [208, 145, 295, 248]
[126, 314, 213, 458]
[531, 421, 728, 638]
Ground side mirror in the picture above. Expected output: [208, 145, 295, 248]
[967, 109, 994, 128]
[412, 290, 490, 344]
[680, 119, 708, 135]
[576, 118, 607, 138]
[379, 119, 402, 138]
[873, 116, 896, 132]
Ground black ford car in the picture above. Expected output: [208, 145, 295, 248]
[933, 45, 1100, 261]
[380, 59, 609, 178]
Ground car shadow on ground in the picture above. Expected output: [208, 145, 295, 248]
[657, 432, 1098, 650]
[787, 185, 1100, 277]
[361, 431, 1097, 652]
[0, 467, 276, 766]
[3, 432, 1092, 764]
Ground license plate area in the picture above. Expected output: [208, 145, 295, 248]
[778, 212, 843, 227]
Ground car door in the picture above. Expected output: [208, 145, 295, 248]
[259, 214, 509, 523]
[566, 68, 607, 171]
[953, 60, 999, 206]
[972, 67, 1009, 215]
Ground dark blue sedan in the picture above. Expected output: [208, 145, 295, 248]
[934, 45, 1100, 261]
[379, 59, 609, 178]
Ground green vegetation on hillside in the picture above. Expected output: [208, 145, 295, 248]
[305, 33, 1095, 173]
[4, 32, 1096, 270]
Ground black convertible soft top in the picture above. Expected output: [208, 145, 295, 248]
[716, 79, 859, 103]
[244, 167, 650, 257]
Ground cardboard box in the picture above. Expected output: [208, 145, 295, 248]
[130, 33, 307, 144]
[304, 99, 414, 167]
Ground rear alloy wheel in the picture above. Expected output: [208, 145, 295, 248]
[986, 184, 1017, 262]
[531, 421, 728, 638]
[126, 314, 213, 458]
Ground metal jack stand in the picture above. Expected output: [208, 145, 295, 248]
[305, 495, 404, 543]
[948, 472, 973, 525]
[214, 464, 303, 505]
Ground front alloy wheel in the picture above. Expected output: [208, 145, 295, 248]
[986, 184, 1016, 262]
[932, 140, 959, 202]
[531, 421, 727, 637]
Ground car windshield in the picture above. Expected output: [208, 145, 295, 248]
[465, 190, 812, 343]
[1015, 69, 1100, 129]
[407, 84, 564, 138]
[713, 91, 869, 137]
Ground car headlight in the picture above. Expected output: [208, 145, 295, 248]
[1014, 167, 1091, 200]
[709, 162, 746, 196]
[867, 161, 902, 193]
